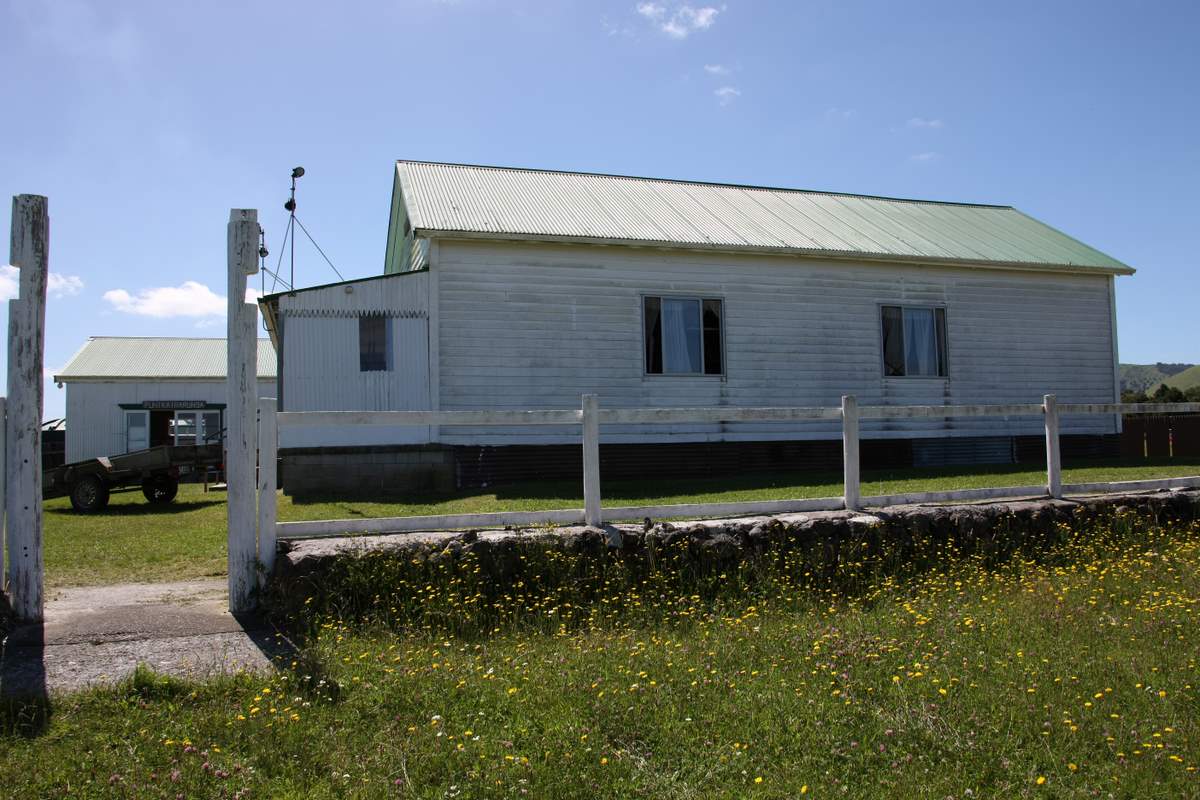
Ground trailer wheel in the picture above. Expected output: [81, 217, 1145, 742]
[70, 475, 110, 512]
[142, 476, 179, 505]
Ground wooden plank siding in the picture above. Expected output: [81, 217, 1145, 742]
[275, 271, 431, 448]
[433, 239, 1118, 446]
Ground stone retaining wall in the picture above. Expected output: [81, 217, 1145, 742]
[274, 489, 1200, 590]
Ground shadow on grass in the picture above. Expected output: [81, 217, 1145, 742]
[44, 499, 225, 518]
[0, 598, 50, 738]
[285, 457, 1200, 510]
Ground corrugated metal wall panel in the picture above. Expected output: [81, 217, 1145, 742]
[277, 271, 431, 448]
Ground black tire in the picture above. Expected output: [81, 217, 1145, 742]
[70, 475, 110, 512]
[142, 476, 179, 505]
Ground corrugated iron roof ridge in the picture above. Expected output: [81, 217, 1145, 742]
[1006, 207, 1131, 270]
[740, 189, 854, 252]
[395, 160, 1133, 273]
[55, 337, 278, 380]
[396, 159, 1017, 210]
[856, 198, 981, 261]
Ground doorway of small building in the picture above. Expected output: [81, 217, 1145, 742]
[124, 407, 225, 452]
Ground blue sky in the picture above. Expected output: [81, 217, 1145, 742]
[2, 0, 1197, 418]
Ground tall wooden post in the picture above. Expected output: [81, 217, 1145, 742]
[841, 394, 860, 511]
[6, 195, 49, 621]
[581, 394, 601, 527]
[0, 396, 6, 585]
[256, 397, 278, 581]
[1044, 394, 1062, 499]
[227, 209, 259, 613]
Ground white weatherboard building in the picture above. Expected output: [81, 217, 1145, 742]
[259, 161, 1132, 493]
[54, 337, 277, 463]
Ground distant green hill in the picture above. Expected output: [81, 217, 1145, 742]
[1157, 364, 1200, 392]
[1119, 362, 1193, 394]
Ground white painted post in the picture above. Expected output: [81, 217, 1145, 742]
[256, 397, 278, 582]
[227, 209, 260, 613]
[582, 394, 601, 527]
[6, 195, 49, 621]
[1044, 394, 1062, 499]
[842, 394, 860, 511]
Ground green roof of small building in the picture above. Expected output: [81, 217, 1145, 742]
[55, 337, 277, 381]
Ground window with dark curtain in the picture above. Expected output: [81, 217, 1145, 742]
[934, 307, 948, 376]
[702, 299, 723, 375]
[881, 305, 948, 378]
[644, 296, 663, 374]
[881, 306, 906, 376]
[643, 296, 723, 375]
[359, 315, 390, 372]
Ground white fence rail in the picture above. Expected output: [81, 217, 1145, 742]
[257, 396, 1200, 541]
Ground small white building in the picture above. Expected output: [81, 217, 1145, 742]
[259, 161, 1133, 493]
[54, 337, 276, 463]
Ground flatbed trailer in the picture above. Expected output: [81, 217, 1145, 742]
[43, 444, 224, 512]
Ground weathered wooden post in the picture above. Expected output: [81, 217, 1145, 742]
[841, 394, 860, 511]
[256, 397, 278, 582]
[0, 396, 6, 584]
[227, 209, 259, 613]
[1044, 394, 1062, 499]
[6, 195, 49, 621]
[581, 393, 601, 527]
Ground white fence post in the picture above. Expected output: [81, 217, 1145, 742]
[6, 195, 48, 622]
[256, 397, 278, 582]
[227, 209, 260, 613]
[582, 394, 601, 527]
[842, 394, 860, 511]
[1044, 393, 1062, 498]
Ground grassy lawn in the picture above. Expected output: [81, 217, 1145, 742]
[6, 512, 1199, 797]
[42, 458, 1200, 587]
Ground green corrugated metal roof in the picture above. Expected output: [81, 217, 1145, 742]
[397, 161, 1133, 274]
[55, 337, 277, 381]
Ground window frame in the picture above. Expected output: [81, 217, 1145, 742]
[641, 294, 726, 378]
[878, 303, 950, 379]
[358, 314, 394, 373]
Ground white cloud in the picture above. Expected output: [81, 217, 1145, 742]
[1, 265, 86, 300]
[48, 273, 85, 298]
[909, 152, 940, 163]
[636, 2, 666, 20]
[0, 266, 16, 302]
[824, 107, 855, 121]
[714, 86, 741, 105]
[103, 280, 260, 318]
[907, 117, 944, 129]
[704, 63, 729, 75]
[637, 2, 721, 38]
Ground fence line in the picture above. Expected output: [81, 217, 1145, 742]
[263, 396, 1200, 541]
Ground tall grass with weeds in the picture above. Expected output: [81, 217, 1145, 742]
[2, 509, 1198, 798]
[269, 507, 1146, 639]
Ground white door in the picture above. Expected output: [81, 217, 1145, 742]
[125, 410, 149, 453]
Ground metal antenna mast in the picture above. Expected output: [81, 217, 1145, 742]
[284, 166, 304, 287]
